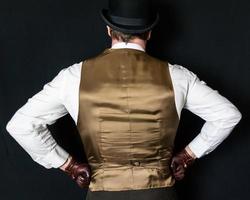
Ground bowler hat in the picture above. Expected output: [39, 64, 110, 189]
[100, 0, 159, 34]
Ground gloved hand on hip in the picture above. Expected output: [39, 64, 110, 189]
[63, 157, 91, 188]
[171, 148, 196, 181]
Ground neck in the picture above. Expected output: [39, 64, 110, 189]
[111, 38, 147, 50]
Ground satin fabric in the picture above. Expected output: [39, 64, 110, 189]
[77, 48, 179, 191]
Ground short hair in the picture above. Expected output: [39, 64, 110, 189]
[110, 29, 150, 43]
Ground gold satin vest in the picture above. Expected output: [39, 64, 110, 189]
[77, 48, 179, 191]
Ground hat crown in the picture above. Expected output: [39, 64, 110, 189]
[100, 0, 159, 34]
[108, 0, 152, 19]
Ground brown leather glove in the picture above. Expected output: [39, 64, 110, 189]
[170, 148, 195, 181]
[64, 157, 91, 188]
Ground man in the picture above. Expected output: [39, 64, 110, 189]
[6, 0, 241, 200]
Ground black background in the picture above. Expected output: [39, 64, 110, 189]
[1, 0, 249, 199]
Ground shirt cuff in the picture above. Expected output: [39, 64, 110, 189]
[42, 145, 70, 168]
[187, 134, 211, 158]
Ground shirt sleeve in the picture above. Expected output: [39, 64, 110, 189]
[6, 67, 71, 169]
[177, 65, 242, 158]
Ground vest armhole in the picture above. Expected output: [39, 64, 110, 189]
[76, 60, 87, 127]
[166, 62, 180, 120]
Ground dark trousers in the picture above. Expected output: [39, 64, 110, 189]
[86, 186, 179, 200]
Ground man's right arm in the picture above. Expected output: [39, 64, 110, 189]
[170, 64, 242, 159]
[169, 64, 242, 180]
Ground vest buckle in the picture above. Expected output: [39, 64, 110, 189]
[130, 160, 141, 166]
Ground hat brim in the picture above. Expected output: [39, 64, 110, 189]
[100, 9, 159, 34]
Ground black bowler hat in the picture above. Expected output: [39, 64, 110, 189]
[100, 0, 159, 34]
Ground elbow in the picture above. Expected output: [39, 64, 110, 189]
[6, 114, 21, 137]
[234, 109, 242, 124]
[227, 106, 242, 126]
[6, 118, 16, 136]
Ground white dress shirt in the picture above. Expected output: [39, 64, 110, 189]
[6, 42, 242, 169]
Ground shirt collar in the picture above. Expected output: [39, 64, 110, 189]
[111, 42, 145, 52]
